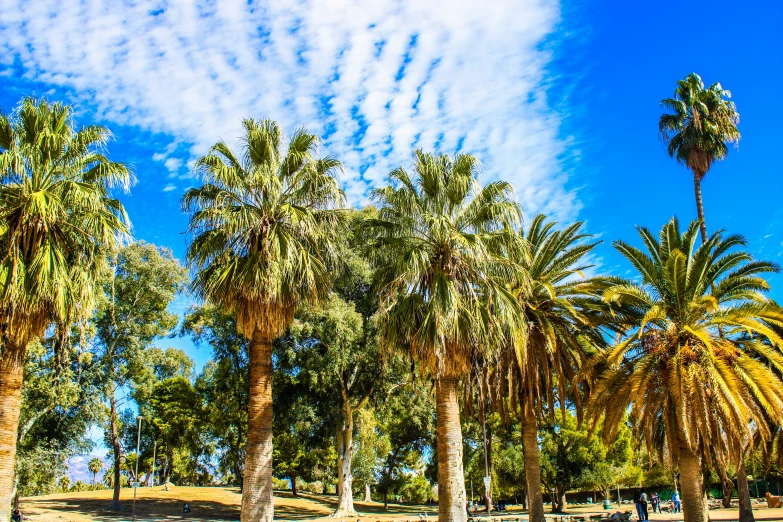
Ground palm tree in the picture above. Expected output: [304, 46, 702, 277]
[659, 73, 740, 243]
[89, 458, 103, 487]
[368, 151, 521, 522]
[0, 97, 131, 519]
[498, 215, 612, 521]
[182, 118, 345, 522]
[590, 218, 783, 522]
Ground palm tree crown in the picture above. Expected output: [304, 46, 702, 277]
[0, 97, 132, 343]
[504, 214, 610, 417]
[369, 151, 521, 375]
[591, 218, 783, 522]
[659, 73, 740, 241]
[660, 73, 740, 177]
[183, 118, 345, 337]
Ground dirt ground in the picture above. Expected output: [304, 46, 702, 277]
[17, 488, 783, 521]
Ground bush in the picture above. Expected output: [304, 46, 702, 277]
[272, 477, 289, 490]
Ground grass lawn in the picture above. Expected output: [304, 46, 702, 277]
[17, 487, 783, 521]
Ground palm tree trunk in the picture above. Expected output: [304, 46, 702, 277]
[680, 445, 708, 522]
[436, 374, 467, 522]
[241, 328, 274, 522]
[693, 169, 708, 243]
[364, 482, 372, 502]
[334, 407, 356, 516]
[0, 343, 26, 522]
[737, 458, 754, 522]
[521, 412, 545, 522]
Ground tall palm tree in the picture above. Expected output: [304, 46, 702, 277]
[591, 218, 783, 522]
[89, 458, 103, 487]
[659, 73, 740, 243]
[182, 118, 345, 522]
[368, 151, 521, 522]
[495, 215, 611, 520]
[0, 97, 131, 519]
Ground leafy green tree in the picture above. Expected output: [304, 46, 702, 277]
[352, 408, 391, 502]
[183, 119, 345, 522]
[92, 242, 188, 507]
[88, 458, 103, 487]
[539, 411, 630, 512]
[374, 377, 435, 509]
[14, 326, 106, 502]
[279, 295, 381, 515]
[0, 97, 131, 518]
[186, 306, 249, 488]
[659, 73, 740, 242]
[591, 218, 783, 522]
[146, 377, 205, 485]
[368, 151, 521, 522]
[498, 214, 611, 522]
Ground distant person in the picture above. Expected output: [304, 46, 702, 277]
[11, 508, 23, 522]
[650, 492, 660, 514]
[638, 489, 648, 520]
[672, 490, 681, 513]
[634, 491, 644, 521]
[182, 502, 191, 513]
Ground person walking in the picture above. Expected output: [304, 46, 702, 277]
[639, 489, 649, 520]
[671, 490, 681, 514]
[634, 491, 645, 521]
[650, 492, 660, 514]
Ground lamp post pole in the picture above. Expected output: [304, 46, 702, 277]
[133, 416, 143, 521]
[151, 442, 157, 487]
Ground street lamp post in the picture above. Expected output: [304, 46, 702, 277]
[151, 441, 157, 487]
[133, 416, 143, 521]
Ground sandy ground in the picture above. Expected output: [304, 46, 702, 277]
[17, 488, 783, 521]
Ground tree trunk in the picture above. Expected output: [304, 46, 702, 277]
[333, 407, 357, 516]
[364, 482, 372, 502]
[680, 446, 708, 522]
[737, 458, 754, 522]
[718, 463, 734, 509]
[290, 472, 297, 497]
[110, 393, 123, 509]
[436, 375, 467, 522]
[241, 329, 274, 522]
[693, 169, 708, 243]
[521, 413, 545, 522]
[0, 344, 25, 522]
[383, 490, 388, 510]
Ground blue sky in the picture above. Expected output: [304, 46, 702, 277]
[1, 0, 782, 421]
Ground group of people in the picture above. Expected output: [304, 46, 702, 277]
[634, 489, 682, 520]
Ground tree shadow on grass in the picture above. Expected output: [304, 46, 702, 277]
[25, 496, 241, 520]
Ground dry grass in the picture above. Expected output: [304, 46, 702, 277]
[17, 488, 783, 521]
[19, 487, 437, 521]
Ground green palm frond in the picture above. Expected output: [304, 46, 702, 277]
[659, 73, 740, 177]
[183, 119, 346, 337]
[368, 151, 521, 378]
[0, 97, 131, 345]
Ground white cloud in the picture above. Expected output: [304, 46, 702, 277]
[0, 0, 577, 218]
[162, 183, 177, 192]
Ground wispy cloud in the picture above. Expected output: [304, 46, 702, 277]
[162, 183, 177, 192]
[0, 0, 576, 217]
